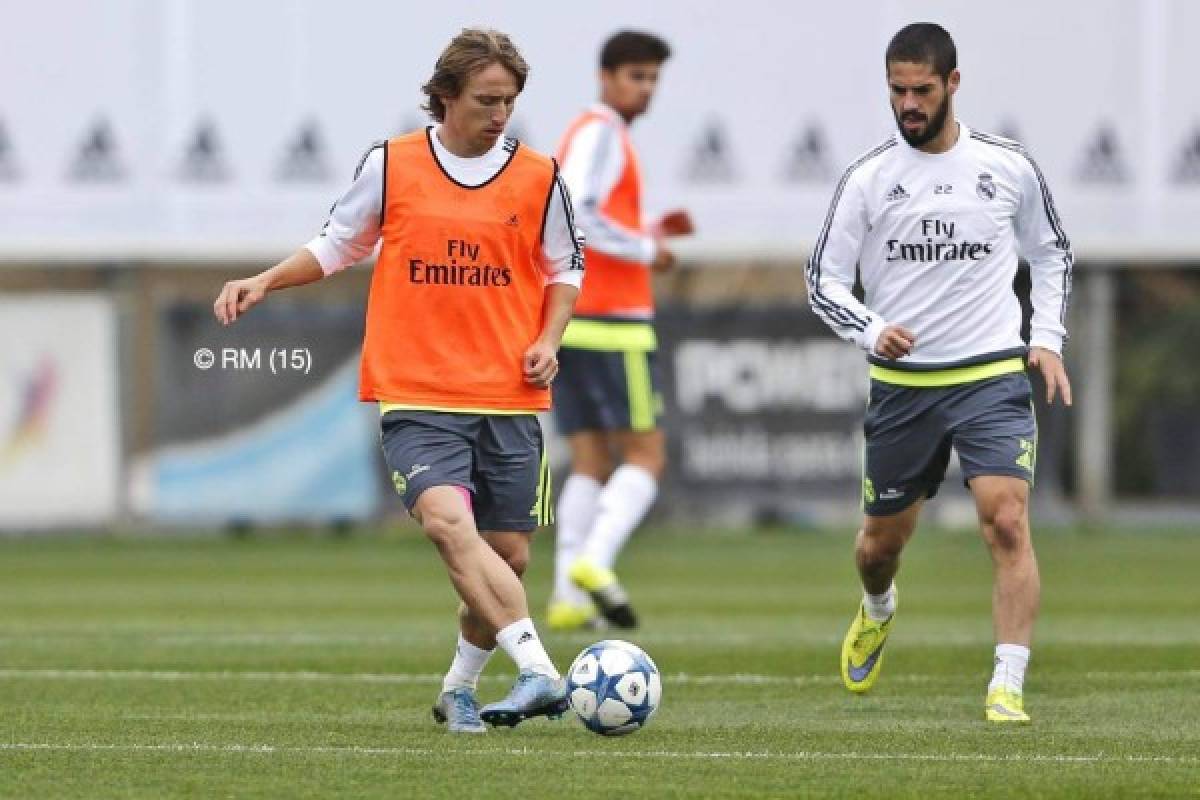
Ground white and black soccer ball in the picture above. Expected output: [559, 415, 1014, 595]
[566, 639, 661, 736]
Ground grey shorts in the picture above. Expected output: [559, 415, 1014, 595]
[553, 346, 662, 434]
[380, 411, 551, 532]
[862, 372, 1037, 516]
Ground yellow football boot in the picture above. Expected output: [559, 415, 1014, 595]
[546, 600, 597, 632]
[841, 603, 894, 693]
[985, 687, 1031, 723]
[568, 558, 638, 629]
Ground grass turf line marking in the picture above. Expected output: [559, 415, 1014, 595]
[1, 668, 1198, 685]
[5, 630, 1199, 646]
[0, 742, 1195, 765]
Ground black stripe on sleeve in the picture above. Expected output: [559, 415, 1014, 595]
[808, 284, 868, 332]
[379, 140, 388, 227]
[320, 140, 385, 237]
[540, 159, 585, 272]
[538, 159, 559, 245]
[970, 130, 1073, 325]
[969, 131, 1070, 251]
[354, 140, 386, 179]
[805, 138, 895, 332]
[559, 172, 585, 271]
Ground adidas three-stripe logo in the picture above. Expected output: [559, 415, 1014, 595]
[885, 183, 909, 202]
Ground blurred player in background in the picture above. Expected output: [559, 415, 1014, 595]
[806, 23, 1073, 722]
[214, 28, 584, 733]
[547, 30, 693, 631]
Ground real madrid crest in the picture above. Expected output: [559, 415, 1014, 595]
[976, 172, 996, 201]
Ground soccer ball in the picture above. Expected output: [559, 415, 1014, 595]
[566, 639, 661, 736]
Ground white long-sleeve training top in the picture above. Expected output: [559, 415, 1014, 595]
[558, 103, 657, 266]
[305, 125, 584, 286]
[806, 122, 1073, 369]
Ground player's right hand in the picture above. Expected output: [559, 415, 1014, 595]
[651, 243, 677, 274]
[1028, 347, 1073, 406]
[522, 339, 559, 388]
[214, 276, 268, 325]
[874, 325, 917, 360]
[655, 209, 695, 237]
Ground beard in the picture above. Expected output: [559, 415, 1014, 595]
[894, 94, 950, 148]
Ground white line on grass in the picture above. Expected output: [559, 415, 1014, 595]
[1, 668, 1197, 685]
[0, 669, 448, 684]
[0, 742, 1194, 765]
[0, 668, 845, 686]
[4, 629, 1198, 646]
[0, 632, 778, 647]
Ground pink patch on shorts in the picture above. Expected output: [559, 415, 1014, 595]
[455, 485, 474, 514]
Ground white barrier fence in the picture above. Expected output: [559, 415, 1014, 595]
[1, 0, 1199, 262]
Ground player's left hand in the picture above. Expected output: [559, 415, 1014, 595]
[523, 341, 559, 388]
[1028, 347, 1072, 406]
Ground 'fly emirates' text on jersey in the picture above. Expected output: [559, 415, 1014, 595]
[806, 123, 1073, 371]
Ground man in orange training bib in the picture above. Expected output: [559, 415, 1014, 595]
[214, 28, 584, 733]
[548, 30, 693, 632]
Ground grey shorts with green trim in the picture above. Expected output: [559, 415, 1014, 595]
[380, 410, 552, 531]
[862, 372, 1037, 516]
[553, 346, 662, 434]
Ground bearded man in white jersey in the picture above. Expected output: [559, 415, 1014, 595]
[806, 23, 1073, 722]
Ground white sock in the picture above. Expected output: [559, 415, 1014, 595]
[553, 474, 601, 605]
[863, 584, 897, 622]
[442, 633, 493, 693]
[495, 618, 559, 679]
[582, 464, 658, 570]
[989, 643, 1030, 694]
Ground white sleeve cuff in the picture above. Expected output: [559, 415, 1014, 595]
[860, 316, 889, 355]
[1029, 329, 1064, 355]
[303, 236, 345, 276]
[549, 269, 584, 289]
[640, 235, 658, 266]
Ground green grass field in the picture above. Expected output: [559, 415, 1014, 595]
[0, 526, 1197, 798]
